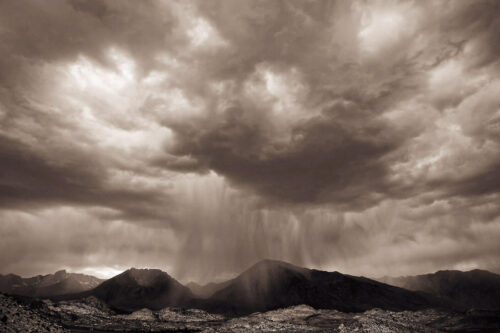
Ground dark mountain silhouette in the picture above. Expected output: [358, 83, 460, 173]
[0, 274, 23, 293]
[0, 270, 103, 297]
[204, 259, 443, 315]
[70, 268, 194, 313]
[10, 261, 497, 317]
[379, 269, 500, 310]
[186, 280, 231, 298]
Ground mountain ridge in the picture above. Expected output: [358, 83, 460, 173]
[378, 269, 500, 310]
[0, 270, 103, 297]
[204, 259, 446, 315]
[3, 261, 498, 315]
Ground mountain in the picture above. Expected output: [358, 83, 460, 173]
[11, 262, 492, 317]
[205, 259, 442, 315]
[0, 270, 103, 297]
[77, 268, 194, 312]
[379, 269, 500, 310]
[186, 280, 231, 298]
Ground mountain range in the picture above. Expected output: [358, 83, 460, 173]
[378, 269, 500, 311]
[204, 260, 442, 315]
[2, 260, 500, 316]
[52, 260, 442, 315]
[0, 270, 103, 297]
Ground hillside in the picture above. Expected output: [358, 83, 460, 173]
[205, 259, 441, 315]
[80, 268, 194, 312]
[379, 269, 500, 310]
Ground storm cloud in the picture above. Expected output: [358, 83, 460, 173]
[0, 0, 500, 283]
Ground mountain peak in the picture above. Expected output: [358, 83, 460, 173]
[119, 268, 172, 287]
[247, 259, 308, 273]
[54, 270, 67, 278]
[127, 267, 163, 272]
[125, 267, 166, 275]
[88, 268, 193, 312]
[253, 259, 290, 267]
[208, 259, 438, 315]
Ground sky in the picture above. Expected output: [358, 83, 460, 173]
[0, 0, 500, 283]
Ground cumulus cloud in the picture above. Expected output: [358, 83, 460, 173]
[0, 0, 500, 281]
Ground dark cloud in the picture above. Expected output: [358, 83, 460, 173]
[0, 0, 180, 70]
[0, 0, 185, 223]
[160, 0, 500, 209]
[166, 100, 405, 208]
[0, 134, 173, 222]
[0, 0, 499, 281]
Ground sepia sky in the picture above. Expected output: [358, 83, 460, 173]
[1, 0, 500, 283]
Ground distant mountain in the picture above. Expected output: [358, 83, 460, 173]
[205, 259, 442, 315]
[14, 262, 493, 316]
[379, 269, 500, 310]
[186, 280, 231, 298]
[0, 270, 103, 297]
[77, 268, 194, 312]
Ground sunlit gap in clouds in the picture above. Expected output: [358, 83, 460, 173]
[73, 266, 125, 280]
[357, 1, 414, 59]
[68, 48, 136, 91]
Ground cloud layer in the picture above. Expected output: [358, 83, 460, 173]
[0, 0, 499, 282]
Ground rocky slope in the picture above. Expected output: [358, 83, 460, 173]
[42, 296, 226, 332]
[0, 293, 67, 332]
[4, 292, 500, 332]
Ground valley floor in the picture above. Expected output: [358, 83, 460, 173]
[2, 293, 500, 332]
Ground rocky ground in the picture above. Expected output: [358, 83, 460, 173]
[211, 306, 500, 332]
[1, 292, 500, 332]
[0, 293, 67, 332]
